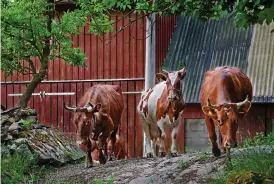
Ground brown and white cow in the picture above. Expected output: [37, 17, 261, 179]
[64, 84, 124, 167]
[137, 64, 187, 157]
[200, 66, 252, 157]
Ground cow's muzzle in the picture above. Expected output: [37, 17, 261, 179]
[224, 141, 237, 148]
[168, 95, 179, 102]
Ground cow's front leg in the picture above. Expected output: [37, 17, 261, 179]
[205, 116, 221, 157]
[157, 121, 166, 157]
[142, 123, 154, 158]
[170, 122, 180, 157]
[97, 139, 107, 164]
[86, 138, 93, 168]
[108, 128, 118, 161]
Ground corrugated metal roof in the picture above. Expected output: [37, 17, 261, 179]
[163, 16, 274, 103]
[246, 23, 274, 103]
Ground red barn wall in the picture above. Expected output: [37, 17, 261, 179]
[0, 14, 177, 158]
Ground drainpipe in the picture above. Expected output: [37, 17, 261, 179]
[143, 13, 156, 157]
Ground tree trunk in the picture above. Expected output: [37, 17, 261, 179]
[16, 63, 48, 108]
[16, 0, 53, 108]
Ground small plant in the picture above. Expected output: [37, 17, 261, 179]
[92, 177, 114, 184]
[196, 152, 210, 161]
[21, 120, 32, 128]
[179, 160, 187, 168]
[1, 152, 46, 184]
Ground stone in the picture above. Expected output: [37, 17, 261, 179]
[10, 129, 19, 137]
[14, 138, 28, 145]
[15, 108, 37, 119]
[27, 128, 85, 165]
[8, 122, 21, 132]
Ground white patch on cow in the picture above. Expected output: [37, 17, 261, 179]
[147, 81, 166, 121]
[87, 106, 93, 112]
[168, 72, 179, 85]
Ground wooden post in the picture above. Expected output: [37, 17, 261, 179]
[143, 13, 156, 157]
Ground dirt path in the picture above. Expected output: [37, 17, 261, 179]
[43, 153, 226, 184]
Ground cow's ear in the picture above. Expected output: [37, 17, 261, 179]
[156, 73, 167, 82]
[202, 106, 217, 118]
[94, 103, 102, 112]
[238, 101, 251, 115]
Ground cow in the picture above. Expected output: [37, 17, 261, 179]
[137, 63, 187, 158]
[64, 84, 124, 167]
[91, 134, 128, 162]
[200, 66, 252, 157]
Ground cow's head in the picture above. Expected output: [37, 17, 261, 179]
[202, 96, 251, 148]
[156, 63, 187, 102]
[63, 102, 102, 145]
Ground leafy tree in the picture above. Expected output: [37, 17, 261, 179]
[1, 0, 273, 108]
[1, 0, 115, 108]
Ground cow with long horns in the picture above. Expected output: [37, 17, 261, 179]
[137, 63, 187, 158]
[64, 84, 124, 167]
[200, 66, 252, 157]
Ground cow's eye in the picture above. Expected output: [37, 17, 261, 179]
[224, 107, 231, 114]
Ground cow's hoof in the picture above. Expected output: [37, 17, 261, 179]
[212, 147, 221, 157]
[99, 155, 107, 164]
[170, 152, 178, 157]
[85, 163, 93, 168]
[159, 151, 166, 157]
[147, 153, 153, 158]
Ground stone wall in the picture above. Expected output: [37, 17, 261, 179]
[1, 108, 85, 165]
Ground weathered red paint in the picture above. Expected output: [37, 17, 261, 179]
[200, 66, 253, 157]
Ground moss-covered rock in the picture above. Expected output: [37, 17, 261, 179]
[227, 170, 274, 184]
[0, 107, 85, 166]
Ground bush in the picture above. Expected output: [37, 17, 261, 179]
[243, 132, 274, 148]
[209, 133, 274, 184]
[1, 152, 46, 184]
[209, 151, 274, 183]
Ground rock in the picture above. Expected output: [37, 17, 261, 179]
[10, 129, 19, 137]
[27, 128, 85, 165]
[8, 122, 21, 132]
[0, 115, 11, 125]
[14, 108, 37, 120]
[14, 138, 28, 145]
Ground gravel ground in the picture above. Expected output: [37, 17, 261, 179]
[42, 153, 227, 184]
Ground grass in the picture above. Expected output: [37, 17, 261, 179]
[209, 132, 274, 184]
[92, 177, 114, 184]
[1, 152, 48, 184]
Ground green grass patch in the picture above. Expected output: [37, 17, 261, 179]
[92, 176, 114, 184]
[209, 133, 274, 184]
[1, 152, 48, 184]
[243, 132, 274, 148]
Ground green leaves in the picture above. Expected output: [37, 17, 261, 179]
[258, 8, 274, 25]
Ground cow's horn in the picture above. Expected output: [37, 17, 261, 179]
[207, 98, 218, 109]
[162, 69, 169, 73]
[179, 62, 186, 73]
[63, 102, 77, 112]
[236, 95, 249, 108]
